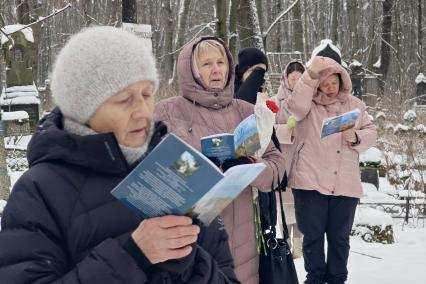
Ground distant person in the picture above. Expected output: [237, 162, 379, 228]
[0, 27, 240, 283]
[234, 47, 268, 104]
[155, 36, 285, 284]
[274, 59, 306, 259]
[286, 40, 377, 284]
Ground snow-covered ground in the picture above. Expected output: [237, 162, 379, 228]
[294, 224, 426, 284]
[293, 178, 426, 283]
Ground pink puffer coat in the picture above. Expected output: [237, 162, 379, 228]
[286, 57, 377, 198]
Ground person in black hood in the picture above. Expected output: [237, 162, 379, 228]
[0, 26, 239, 284]
[234, 47, 268, 104]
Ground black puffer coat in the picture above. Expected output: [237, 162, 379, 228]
[0, 108, 239, 284]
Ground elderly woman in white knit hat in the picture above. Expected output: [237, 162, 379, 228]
[0, 26, 239, 284]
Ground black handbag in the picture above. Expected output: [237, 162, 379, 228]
[258, 174, 299, 284]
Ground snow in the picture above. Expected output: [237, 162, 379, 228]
[415, 73, 426, 84]
[307, 39, 341, 66]
[354, 206, 393, 226]
[1, 96, 40, 105]
[349, 60, 362, 67]
[2, 111, 29, 120]
[360, 147, 382, 164]
[394, 123, 410, 132]
[398, 190, 425, 198]
[376, 111, 386, 120]
[1, 85, 39, 105]
[6, 85, 37, 93]
[403, 110, 417, 121]
[373, 57, 381, 68]
[294, 175, 426, 283]
[377, 177, 399, 195]
[0, 25, 34, 44]
[294, 226, 426, 283]
[0, 200, 6, 215]
[361, 182, 395, 202]
[415, 124, 426, 133]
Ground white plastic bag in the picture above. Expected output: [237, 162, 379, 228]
[254, 92, 276, 158]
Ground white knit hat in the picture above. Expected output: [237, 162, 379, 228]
[51, 26, 158, 124]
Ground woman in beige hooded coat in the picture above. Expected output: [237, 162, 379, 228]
[154, 36, 285, 284]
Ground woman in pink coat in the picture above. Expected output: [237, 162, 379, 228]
[154, 36, 285, 284]
[286, 43, 377, 284]
[274, 59, 305, 259]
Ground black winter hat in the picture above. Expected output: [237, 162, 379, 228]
[236, 47, 269, 78]
[317, 44, 342, 64]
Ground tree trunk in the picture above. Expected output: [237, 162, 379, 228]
[172, 0, 192, 83]
[229, 0, 239, 57]
[303, 0, 309, 59]
[347, 0, 359, 60]
[293, 0, 303, 53]
[228, 0, 240, 58]
[162, 0, 174, 85]
[331, 0, 339, 44]
[367, 1, 378, 68]
[380, 0, 393, 79]
[17, 0, 30, 24]
[176, 0, 192, 52]
[215, 0, 227, 42]
[122, 0, 137, 23]
[238, 0, 263, 50]
[419, 0, 423, 67]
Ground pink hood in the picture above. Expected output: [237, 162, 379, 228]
[177, 36, 235, 109]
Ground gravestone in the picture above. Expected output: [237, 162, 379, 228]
[349, 60, 364, 100]
[416, 73, 426, 105]
[362, 74, 380, 107]
[359, 147, 382, 190]
[1, 25, 40, 131]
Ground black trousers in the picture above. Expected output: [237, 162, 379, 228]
[293, 189, 359, 284]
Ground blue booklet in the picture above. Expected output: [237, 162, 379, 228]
[111, 133, 266, 225]
[320, 108, 361, 138]
[200, 114, 261, 163]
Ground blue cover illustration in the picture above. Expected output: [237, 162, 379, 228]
[320, 108, 361, 138]
[200, 134, 235, 163]
[201, 114, 261, 161]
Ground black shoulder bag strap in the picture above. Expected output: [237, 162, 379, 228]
[276, 173, 290, 241]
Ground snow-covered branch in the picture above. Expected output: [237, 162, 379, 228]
[263, 0, 300, 40]
[2, 3, 72, 36]
[158, 19, 218, 59]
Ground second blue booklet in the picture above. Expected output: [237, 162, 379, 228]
[200, 114, 261, 162]
[320, 108, 361, 138]
[111, 133, 266, 226]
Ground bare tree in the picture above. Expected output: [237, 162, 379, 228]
[215, 0, 227, 41]
[418, 0, 423, 68]
[229, 0, 239, 57]
[347, 0, 360, 60]
[122, 0, 137, 23]
[330, 0, 339, 44]
[292, 0, 303, 53]
[380, 0, 394, 80]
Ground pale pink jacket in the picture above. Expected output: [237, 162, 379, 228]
[154, 36, 285, 284]
[275, 60, 304, 204]
[286, 57, 377, 198]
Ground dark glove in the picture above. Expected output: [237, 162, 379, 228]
[206, 156, 221, 168]
[222, 156, 254, 172]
